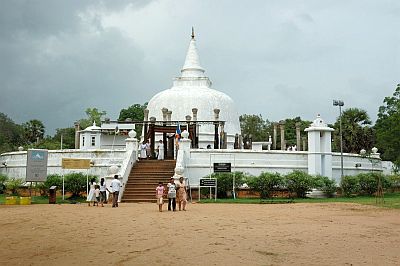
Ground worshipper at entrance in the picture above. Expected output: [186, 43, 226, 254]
[157, 140, 164, 160]
[146, 139, 151, 159]
[140, 141, 147, 159]
[176, 176, 187, 211]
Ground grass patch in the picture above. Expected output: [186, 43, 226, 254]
[0, 194, 87, 205]
[198, 193, 400, 209]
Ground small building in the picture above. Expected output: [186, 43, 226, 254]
[79, 121, 135, 150]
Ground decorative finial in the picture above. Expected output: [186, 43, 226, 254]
[191, 27, 195, 39]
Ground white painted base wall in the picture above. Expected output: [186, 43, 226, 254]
[182, 149, 382, 186]
[1, 148, 382, 191]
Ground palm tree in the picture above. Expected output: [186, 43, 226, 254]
[332, 108, 375, 153]
[23, 119, 45, 144]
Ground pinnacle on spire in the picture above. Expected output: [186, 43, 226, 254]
[181, 28, 205, 77]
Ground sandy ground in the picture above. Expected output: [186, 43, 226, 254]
[0, 202, 399, 266]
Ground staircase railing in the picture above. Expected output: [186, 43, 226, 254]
[118, 139, 138, 201]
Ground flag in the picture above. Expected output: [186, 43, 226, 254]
[175, 122, 181, 144]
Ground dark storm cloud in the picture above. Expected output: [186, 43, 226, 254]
[0, 0, 154, 133]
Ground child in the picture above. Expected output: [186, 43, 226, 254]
[167, 177, 176, 211]
[94, 185, 100, 207]
[156, 182, 165, 212]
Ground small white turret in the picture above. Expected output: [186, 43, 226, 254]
[305, 115, 334, 177]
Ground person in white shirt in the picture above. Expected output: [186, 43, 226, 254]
[167, 177, 176, 211]
[110, 175, 121, 208]
[99, 177, 110, 207]
[140, 141, 147, 159]
[157, 140, 164, 160]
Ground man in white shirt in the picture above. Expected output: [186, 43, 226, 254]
[110, 175, 122, 208]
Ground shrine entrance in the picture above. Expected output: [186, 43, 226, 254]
[143, 123, 196, 160]
[101, 119, 227, 159]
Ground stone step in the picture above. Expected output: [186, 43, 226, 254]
[128, 178, 172, 181]
[122, 159, 176, 203]
[128, 174, 174, 177]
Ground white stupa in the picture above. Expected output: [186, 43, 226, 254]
[146, 30, 240, 148]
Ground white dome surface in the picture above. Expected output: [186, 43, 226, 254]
[146, 34, 240, 140]
[147, 85, 240, 134]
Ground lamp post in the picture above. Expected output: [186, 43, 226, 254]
[333, 100, 344, 178]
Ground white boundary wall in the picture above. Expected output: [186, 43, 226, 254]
[1, 147, 382, 191]
[0, 138, 138, 201]
[182, 149, 382, 186]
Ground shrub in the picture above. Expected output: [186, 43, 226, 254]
[386, 175, 399, 192]
[382, 175, 393, 190]
[207, 172, 246, 198]
[358, 173, 379, 195]
[247, 172, 284, 199]
[0, 174, 8, 194]
[37, 174, 63, 196]
[340, 175, 360, 197]
[6, 178, 23, 195]
[284, 170, 315, 198]
[65, 173, 98, 198]
[314, 175, 337, 197]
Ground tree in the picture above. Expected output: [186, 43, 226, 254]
[332, 108, 375, 153]
[119, 103, 147, 121]
[23, 119, 45, 144]
[240, 114, 270, 142]
[280, 117, 311, 149]
[0, 112, 25, 154]
[78, 107, 106, 129]
[118, 103, 148, 139]
[53, 127, 75, 149]
[375, 84, 400, 166]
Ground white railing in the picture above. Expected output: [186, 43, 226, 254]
[118, 145, 138, 201]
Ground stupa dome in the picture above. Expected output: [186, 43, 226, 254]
[146, 31, 240, 147]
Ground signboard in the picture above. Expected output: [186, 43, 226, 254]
[26, 149, 48, 182]
[200, 178, 217, 187]
[213, 162, 231, 173]
[61, 158, 91, 169]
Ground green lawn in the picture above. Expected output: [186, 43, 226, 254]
[198, 193, 400, 209]
[0, 194, 87, 204]
[2, 193, 400, 209]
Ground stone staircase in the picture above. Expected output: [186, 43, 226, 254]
[122, 159, 176, 203]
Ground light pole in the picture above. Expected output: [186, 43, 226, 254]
[333, 100, 344, 178]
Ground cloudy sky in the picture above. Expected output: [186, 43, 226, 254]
[1, 0, 399, 134]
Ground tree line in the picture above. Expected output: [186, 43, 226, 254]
[1, 85, 399, 167]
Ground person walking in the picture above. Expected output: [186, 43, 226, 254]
[167, 177, 176, 211]
[157, 140, 164, 160]
[86, 178, 97, 206]
[110, 175, 121, 208]
[99, 177, 109, 207]
[176, 176, 187, 211]
[94, 185, 100, 207]
[140, 141, 147, 159]
[156, 182, 165, 212]
[146, 139, 151, 159]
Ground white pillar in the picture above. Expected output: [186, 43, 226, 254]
[305, 115, 334, 178]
